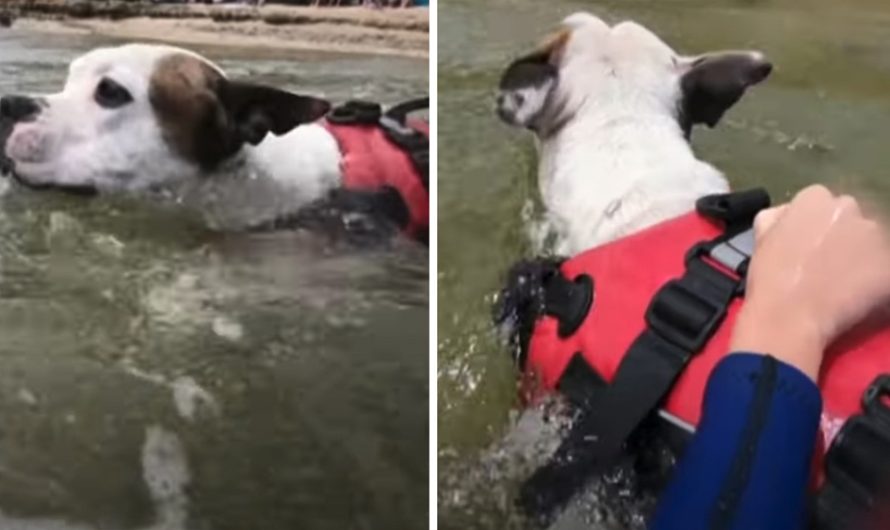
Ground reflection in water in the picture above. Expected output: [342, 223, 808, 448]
[0, 29, 428, 530]
[439, 0, 890, 527]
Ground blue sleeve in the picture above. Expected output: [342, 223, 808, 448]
[650, 353, 823, 530]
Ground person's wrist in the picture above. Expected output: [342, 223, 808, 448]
[729, 296, 827, 382]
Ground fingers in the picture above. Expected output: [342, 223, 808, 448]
[835, 194, 861, 218]
[793, 185, 861, 218]
[762, 186, 864, 240]
[753, 205, 786, 239]
[755, 185, 835, 240]
[793, 184, 833, 206]
[744, 183, 890, 350]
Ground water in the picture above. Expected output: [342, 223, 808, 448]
[0, 28, 429, 529]
[438, 0, 890, 528]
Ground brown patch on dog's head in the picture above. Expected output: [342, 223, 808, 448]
[148, 54, 226, 170]
[518, 29, 572, 74]
[500, 29, 572, 90]
[540, 30, 572, 63]
[149, 53, 331, 171]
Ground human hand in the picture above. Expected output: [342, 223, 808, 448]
[730, 185, 890, 381]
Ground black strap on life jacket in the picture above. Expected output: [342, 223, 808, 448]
[518, 188, 771, 523]
[327, 98, 429, 190]
[815, 375, 890, 530]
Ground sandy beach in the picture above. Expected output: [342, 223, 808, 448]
[2, 2, 429, 58]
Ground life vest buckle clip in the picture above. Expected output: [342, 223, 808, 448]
[695, 188, 771, 226]
[818, 374, 890, 529]
[863, 374, 890, 424]
[543, 273, 594, 338]
[645, 277, 728, 353]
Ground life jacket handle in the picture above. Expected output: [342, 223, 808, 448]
[325, 97, 429, 128]
[691, 187, 769, 279]
[695, 187, 771, 227]
[384, 96, 429, 125]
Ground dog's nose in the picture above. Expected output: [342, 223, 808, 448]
[0, 95, 40, 122]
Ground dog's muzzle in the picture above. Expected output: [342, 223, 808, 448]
[0, 95, 97, 196]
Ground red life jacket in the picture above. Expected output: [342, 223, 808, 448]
[521, 193, 890, 485]
[321, 102, 429, 239]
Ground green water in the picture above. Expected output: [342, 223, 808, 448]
[438, 0, 890, 528]
[0, 29, 429, 530]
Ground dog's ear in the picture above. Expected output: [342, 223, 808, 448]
[219, 82, 331, 146]
[150, 54, 331, 171]
[497, 30, 570, 129]
[679, 51, 772, 129]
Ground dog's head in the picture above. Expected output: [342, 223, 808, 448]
[0, 44, 331, 193]
[497, 12, 772, 137]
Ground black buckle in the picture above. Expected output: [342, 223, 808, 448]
[327, 100, 382, 125]
[696, 188, 771, 225]
[543, 273, 594, 338]
[645, 278, 726, 352]
[686, 240, 725, 267]
[381, 122, 427, 151]
[863, 374, 890, 424]
[819, 374, 890, 528]
[379, 116, 429, 187]
[693, 189, 770, 279]
[686, 233, 750, 275]
[384, 96, 429, 125]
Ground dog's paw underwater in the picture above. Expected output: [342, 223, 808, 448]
[493, 257, 565, 366]
[249, 187, 422, 247]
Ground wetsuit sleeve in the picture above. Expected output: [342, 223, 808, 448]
[650, 352, 822, 530]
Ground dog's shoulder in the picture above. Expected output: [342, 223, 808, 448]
[249, 123, 343, 191]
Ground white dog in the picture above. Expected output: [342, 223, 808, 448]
[497, 12, 772, 255]
[0, 44, 427, 237]
[492, 13, 774, 524]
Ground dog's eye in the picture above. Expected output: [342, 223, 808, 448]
[94, 78, 133, 109]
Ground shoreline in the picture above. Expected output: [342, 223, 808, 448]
[2, 2, 428, 59]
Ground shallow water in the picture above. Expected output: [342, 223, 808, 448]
[438, 0, 890, 528]
[0, 29, 428, 529]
